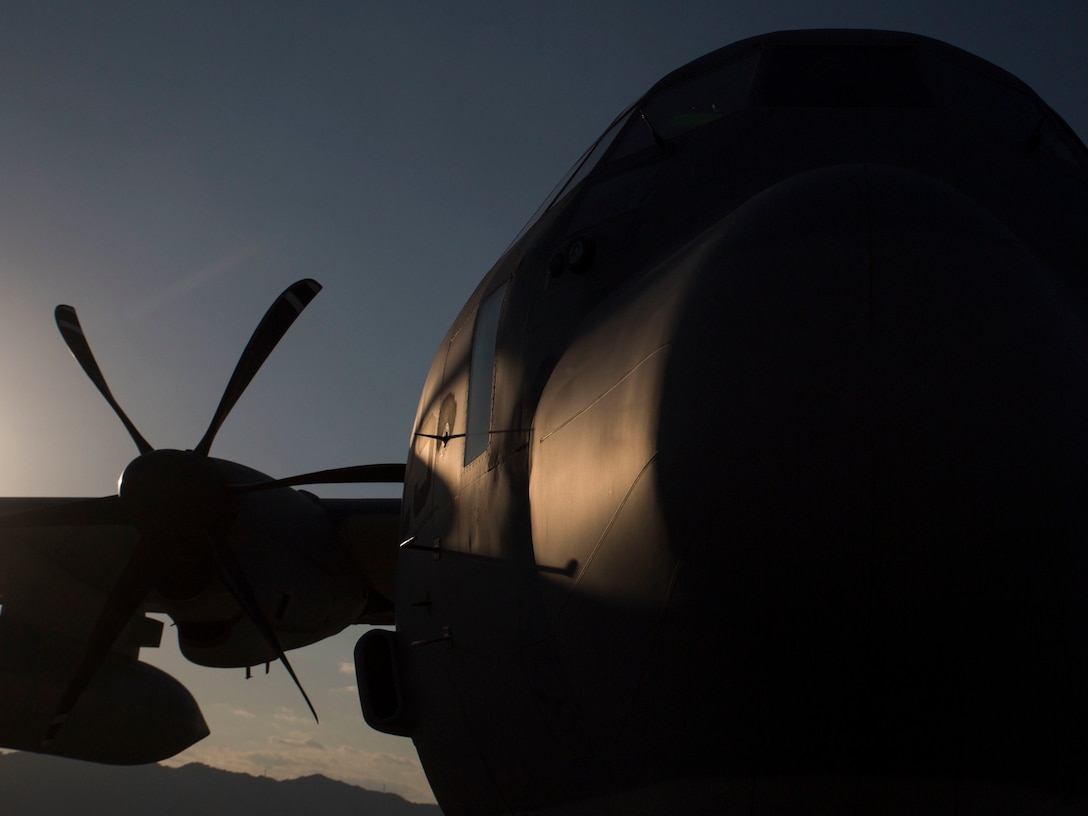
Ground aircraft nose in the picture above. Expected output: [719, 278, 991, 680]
[863, 163, 1088, 554]
[656, 162, 1088, 772]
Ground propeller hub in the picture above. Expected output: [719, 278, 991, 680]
[118, 449, 232, 535]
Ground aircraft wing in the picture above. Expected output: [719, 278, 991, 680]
[0, 498, 209, 764]
[0, 280, 404, 765]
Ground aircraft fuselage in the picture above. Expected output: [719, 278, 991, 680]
[380, 30, 1088, 816]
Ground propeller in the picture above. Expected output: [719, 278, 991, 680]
[194, 278, 322, 457]
[230, 463, 407, 494]
[31, 279, 403, 729]
[54, 305, 153, 455]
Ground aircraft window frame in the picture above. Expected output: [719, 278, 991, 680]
[1044, 112, 1088, 166]
[916, 48, 1087, 166]
[464, 282, 509, 465]
[503, 104, 638, 250]
[605, 49, 762, 163]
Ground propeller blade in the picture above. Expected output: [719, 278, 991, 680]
[54, 306, 154, 455]
[44, 541, 160, 749]
[194, 279, 322, 457]
[209, 538, 319, 723]
[229, 463, 407, 494]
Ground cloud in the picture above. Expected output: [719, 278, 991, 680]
[274, 706, 311, 725]
[126, 244, 261, 320]
[230, 708, 257, 720]
[271, 736, 325, 750]
[338, 662, 355, 675]
[330, 684, 358, 695]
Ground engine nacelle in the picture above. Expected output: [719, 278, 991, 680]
[0, 655, 208, 765]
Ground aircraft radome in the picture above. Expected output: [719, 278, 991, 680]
[3, 29, 1088, 816]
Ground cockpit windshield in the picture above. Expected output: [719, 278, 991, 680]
[761, 45, 931, 107]
[506, 50, 764, 247]
[608, 50, 761, 162]
[504, 37, 1086, 255]
[504, 103, 637, 251]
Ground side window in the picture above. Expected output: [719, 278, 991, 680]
[916, 48, 1086, 165]
[503, 104, 637, 251]
[464, 282, 508, 464]
[607, 50, 762, 162]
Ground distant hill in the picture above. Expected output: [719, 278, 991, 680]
[0, 752, 442, 816]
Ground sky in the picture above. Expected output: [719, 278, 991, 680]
[0, 0, 1085, 806]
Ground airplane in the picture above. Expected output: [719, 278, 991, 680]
[2, 27, 1088, 815]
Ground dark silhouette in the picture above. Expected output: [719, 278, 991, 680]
[0, 752, 441, 816]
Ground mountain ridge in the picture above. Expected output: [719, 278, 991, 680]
[0, 751, 441, 815]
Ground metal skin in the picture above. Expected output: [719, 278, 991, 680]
[392, 31, 1088, 814]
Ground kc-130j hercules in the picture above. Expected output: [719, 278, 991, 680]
[3, 29, 1088, 815]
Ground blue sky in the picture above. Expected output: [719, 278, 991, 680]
[1, 0, 1085, 805]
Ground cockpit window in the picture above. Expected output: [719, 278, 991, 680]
[504, 104, 637, 250]
[607, 50, 762, 162]
[760, 46, 932, 108]
[919, 50, 1038, 136]
[504, 49, 763, 248]
[917, 49, 1087, 165]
